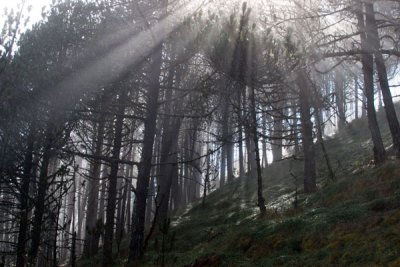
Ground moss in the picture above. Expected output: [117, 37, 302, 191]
[239, 237, 253, 252]
[274, 218, 306, 234]
[327, 204, 366, 222]
[189, 254, 222, 267]
[301, 227, 328, 252]
[383, 210, 400, 226]
[389, 258, 400, 267]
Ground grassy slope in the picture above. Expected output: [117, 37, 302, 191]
[79, 105, 400, 267]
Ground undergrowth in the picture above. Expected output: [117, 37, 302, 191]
[78, 106, 400, 266]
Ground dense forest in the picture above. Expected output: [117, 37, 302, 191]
[0, 0, 400, 266]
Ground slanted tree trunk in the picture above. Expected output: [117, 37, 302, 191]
[365, 2, 400, 158]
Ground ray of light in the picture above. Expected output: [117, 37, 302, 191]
[47, 0, 211, 111]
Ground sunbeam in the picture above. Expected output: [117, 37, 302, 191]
[48, 0, 211, 110]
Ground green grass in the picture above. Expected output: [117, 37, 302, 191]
[79, 105, 400, 267]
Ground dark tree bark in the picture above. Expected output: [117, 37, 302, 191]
[235, 86, 246, 177]
[220, 136, 227, 187]
[157, 85, 182, 225]
[16, 130, 34, 267]
[226, 115, 234, 182]
[335, 70, 346, 131]
[103, 90, 126, 267]
[126, 174, 132, 231]
[271, 107, 283, 162]
[187, 123, 200, 203]
[116, 166, 129, 251]
[171, 161, 181, 210]
[220, 89, 234, 184]
[129, 44, 162, 262]
[356, 2, 386, 163]
[146, 125, 161, 226]
[297, 70, 317, 193]
[261, 109, 268, 168]
[365, 2, 400, 158]
[28, 123, 54, 266]
[313, 98, 335, 182]
[83, 112, 105, 258]
[145, 173, 155, 226]
[249, 84, 266, 214]
[182, 133, 190, 205]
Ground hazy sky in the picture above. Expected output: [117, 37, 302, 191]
[0, 0, 52, 29]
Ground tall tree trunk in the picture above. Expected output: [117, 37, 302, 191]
[188, 125, 200, 203]
[171, 161, 181, 210]
[77, 176, 88, 256]
[262, 110, 268, 168]
[335, 70, 346, 131]
[28, 123, 54, 266]
[362, 91, 367, 118]
[83, 114, 105, 258]
[356, 2, 386, 163]
[129, 44, 162, 262]
[221, 91, 234, 184]
[297, 70, 317, 193]
[157, 118, 181, 224]
[116, 167, 129, 252]
[219, 141, 226, 187]
[271, 109, 283, 162]
[365, 2, 400, 158]
[126, 176, 132, 231]
[16, 130, 34, 267]
[226, 116, 234, 182]
[182, 133, 190, 205]
[98, 167, 107, 239]
[146, 127, 161, 226]
[355, 75, 359, 119]
[103, 91, 125, 267]
[238, 89, 245, 176]
[247, 137, 257, 178]
[249, 85, 266, 214]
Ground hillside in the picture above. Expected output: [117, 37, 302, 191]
[80, 106, 400, 267]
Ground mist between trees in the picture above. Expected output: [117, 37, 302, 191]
[0, 0, 399, 266]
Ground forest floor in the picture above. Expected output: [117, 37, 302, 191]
[79, 105, 400, 267]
